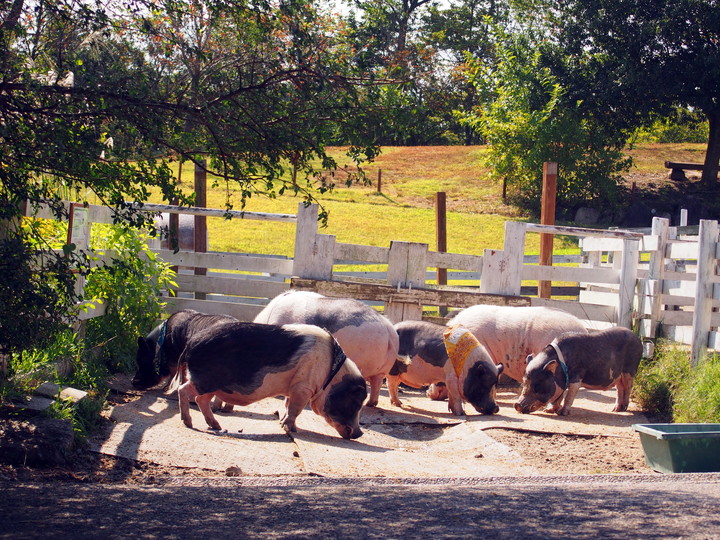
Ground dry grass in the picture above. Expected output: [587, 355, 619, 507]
[157, 143, 702, 257]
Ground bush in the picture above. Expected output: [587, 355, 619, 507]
[673, 355, 720, 423]
[4, 223, 174, 435]
[633, 342, 692, 421]
[83, 224, 176, 373]
[634, 342, 720, 423]
[459, 26, 631, 216]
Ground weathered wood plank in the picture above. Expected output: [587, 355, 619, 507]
[154, 249, 293, 274]
[521, 264, 619, 284]
[161, 296, 263, 321]
[173, 274, 288, 298]
[527, 223, 643, 239]
[335, 243, 389, 264]
[691, 220, 718, 365]
[290, 278, 531, 308]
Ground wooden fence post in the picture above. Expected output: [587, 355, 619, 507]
[435, 192, 448, 316]
[292, 203, 335, 280]
[480, 221, 526, 295]
[68, 203, 91, 298]
[194, 159, 208, 300]
[691, 219, 719, 365]
[639, 217, 670, 354]
[539, 162, 557, 298]
[618, 238, 639, 329]
[385, 241, 427, 323]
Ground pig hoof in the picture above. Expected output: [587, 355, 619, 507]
[557, 408, 570, 416]
[390, 399, 402, 407]
[365, 400, 379, 408]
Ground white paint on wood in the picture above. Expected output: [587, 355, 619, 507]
[691, 220, 718, 364]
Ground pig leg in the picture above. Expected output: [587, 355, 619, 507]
[386, 375, 403, 407]
[221, 402, 235, 413]
[210, 396, 223, 412]
[544, 394, 565, 414]
[613, 373, 634, 412]
[178, 381, 199, 429]
[195, 393, 222, 430]
[366, 374, 384, 407]
[557, 382, 582, 416]
[445, 376, 465, 416]
[281, 389, 312, 432]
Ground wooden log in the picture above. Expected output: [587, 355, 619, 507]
[290, 277, 531, 309]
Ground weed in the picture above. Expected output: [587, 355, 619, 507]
[673, 355, 720, 423]
[633, 341, 692, 421]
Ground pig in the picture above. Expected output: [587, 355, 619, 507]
[254, 290, 399, 408]
[388, 320, 448, 407]
[445, 305, 588, 383]
[132, 309, 237, 390]
[173, 321, 367, 439]
[514, 326, 643, 416]
[441, 324, 504, 415]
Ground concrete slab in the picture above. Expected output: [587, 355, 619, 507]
[92, 391, 304, 475]
[91, 382, 646, 477]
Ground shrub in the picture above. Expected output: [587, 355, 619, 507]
[459, 26, 631, 217]
[673, 355, 720, 423]
[632, 341, 692, 421]
[83, 224, 176, 374]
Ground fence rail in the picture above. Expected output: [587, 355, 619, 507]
[25, 199, 720, 364]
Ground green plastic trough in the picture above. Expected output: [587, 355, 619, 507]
[633, 423, 720, 474]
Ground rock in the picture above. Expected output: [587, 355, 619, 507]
[574, 207, 601, 226]
[0, 416, 74, 467]
[35, 382, 88, 403]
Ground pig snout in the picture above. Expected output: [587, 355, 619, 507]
[514, 402, 529, 414]
[478, 402, 500, 415]
[337, 424, 363, 440]
[426, 383, 448, 401]
[514, 397, 544, 414]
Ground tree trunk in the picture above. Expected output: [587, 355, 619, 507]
[701, 112, 720, 186]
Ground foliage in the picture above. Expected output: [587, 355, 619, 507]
[633, 342, 720, 424]
[83, 224, 176, 373]
[459, 25, 631, 215]
[539, 0, 720, 185]
[48, 391, 107, 442]
[633, 342, 692, 422]
[0, 0, 384, 358]
[673, 355, 720, 424]
[633, 108, 710, 145]
[0, 228, 80, 356]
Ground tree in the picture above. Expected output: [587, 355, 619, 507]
[542, 0, 720, 185]
[423, 0, 511, 144]
[459, 24, 631, 214]
[0, 0, 380, 356]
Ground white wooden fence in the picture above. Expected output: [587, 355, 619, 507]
[26, 200, 720, 364]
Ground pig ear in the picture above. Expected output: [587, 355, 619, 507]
[526, 354, 533, 365]
[496, 363, 505, 375]
[544, 359, 558, 374]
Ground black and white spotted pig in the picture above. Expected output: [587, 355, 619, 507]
[132, 309, 237, 390]
[174, 321, 367, 439]
[514, 326, 643, 416]
[389, 321, 503, 416]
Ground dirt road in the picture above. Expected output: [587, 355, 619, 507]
[3, 475, 720, 538]
[3, 379, 720, 538]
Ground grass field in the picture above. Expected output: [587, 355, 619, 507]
[161, 143, 705, 258]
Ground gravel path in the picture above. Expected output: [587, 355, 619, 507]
[2, 475, 720, 539]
